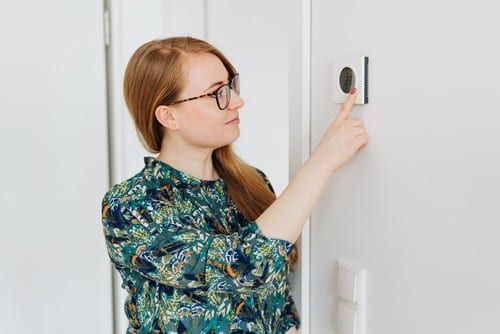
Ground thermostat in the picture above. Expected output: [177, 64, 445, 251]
[333, 57, 369, 105]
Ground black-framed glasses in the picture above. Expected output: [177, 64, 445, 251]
[168, 73, 240, 111]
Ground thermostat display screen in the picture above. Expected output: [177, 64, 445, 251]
[339, 67, 355, 94]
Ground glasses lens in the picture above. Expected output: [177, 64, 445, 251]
[216, 85, 230, 110]
[231, 74, 240, 95]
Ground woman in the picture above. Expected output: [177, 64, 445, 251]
[101, 36, 368, 334]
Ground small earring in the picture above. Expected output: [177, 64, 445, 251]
[171, 124, 177, 129]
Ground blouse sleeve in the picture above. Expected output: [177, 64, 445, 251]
[102, 198, 294, 293]
[280, 280, 301, 332]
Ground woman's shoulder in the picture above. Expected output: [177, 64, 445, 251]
[101, 168, 149, 207]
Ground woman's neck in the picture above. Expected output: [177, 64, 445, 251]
[157, 146, 219, 181]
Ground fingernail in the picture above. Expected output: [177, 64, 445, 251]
[350, 87, 357, 95]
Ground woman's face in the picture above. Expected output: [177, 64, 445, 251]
[168, 52, 245, 150]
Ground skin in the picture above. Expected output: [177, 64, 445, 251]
[155, 52, 368, 334]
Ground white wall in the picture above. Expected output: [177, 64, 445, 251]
[310, 0, 500, 333]
[0, 1, 112, 333]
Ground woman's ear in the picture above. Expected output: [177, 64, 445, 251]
[155, 105, 179, 131]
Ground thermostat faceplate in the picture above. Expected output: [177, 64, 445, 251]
[333, 57, 369, 105]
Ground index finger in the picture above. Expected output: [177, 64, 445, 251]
[334, 87, 357, 122]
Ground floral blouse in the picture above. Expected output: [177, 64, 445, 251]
[101, 157, 300, 333]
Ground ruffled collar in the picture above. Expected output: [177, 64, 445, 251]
[144, 156, 224, 188]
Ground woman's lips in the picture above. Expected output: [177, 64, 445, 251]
[225, 117, 240, 125]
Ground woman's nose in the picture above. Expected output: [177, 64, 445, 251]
[229, 90, 244, 110]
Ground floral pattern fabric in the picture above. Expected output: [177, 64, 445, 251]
[101, 157, 300, 333]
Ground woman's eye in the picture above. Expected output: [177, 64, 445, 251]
[216, 87, 225, 98]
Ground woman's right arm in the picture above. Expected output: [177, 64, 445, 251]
[102, 199, 293, 293]
[256, 89, 368, 243]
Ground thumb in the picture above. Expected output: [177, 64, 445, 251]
[334, 87, 357, 123]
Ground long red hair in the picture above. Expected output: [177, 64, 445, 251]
[123, 36, 298, 269]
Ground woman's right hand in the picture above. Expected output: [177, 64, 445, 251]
[256, 88, 368, 243]
[310, 88, 368, 175]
